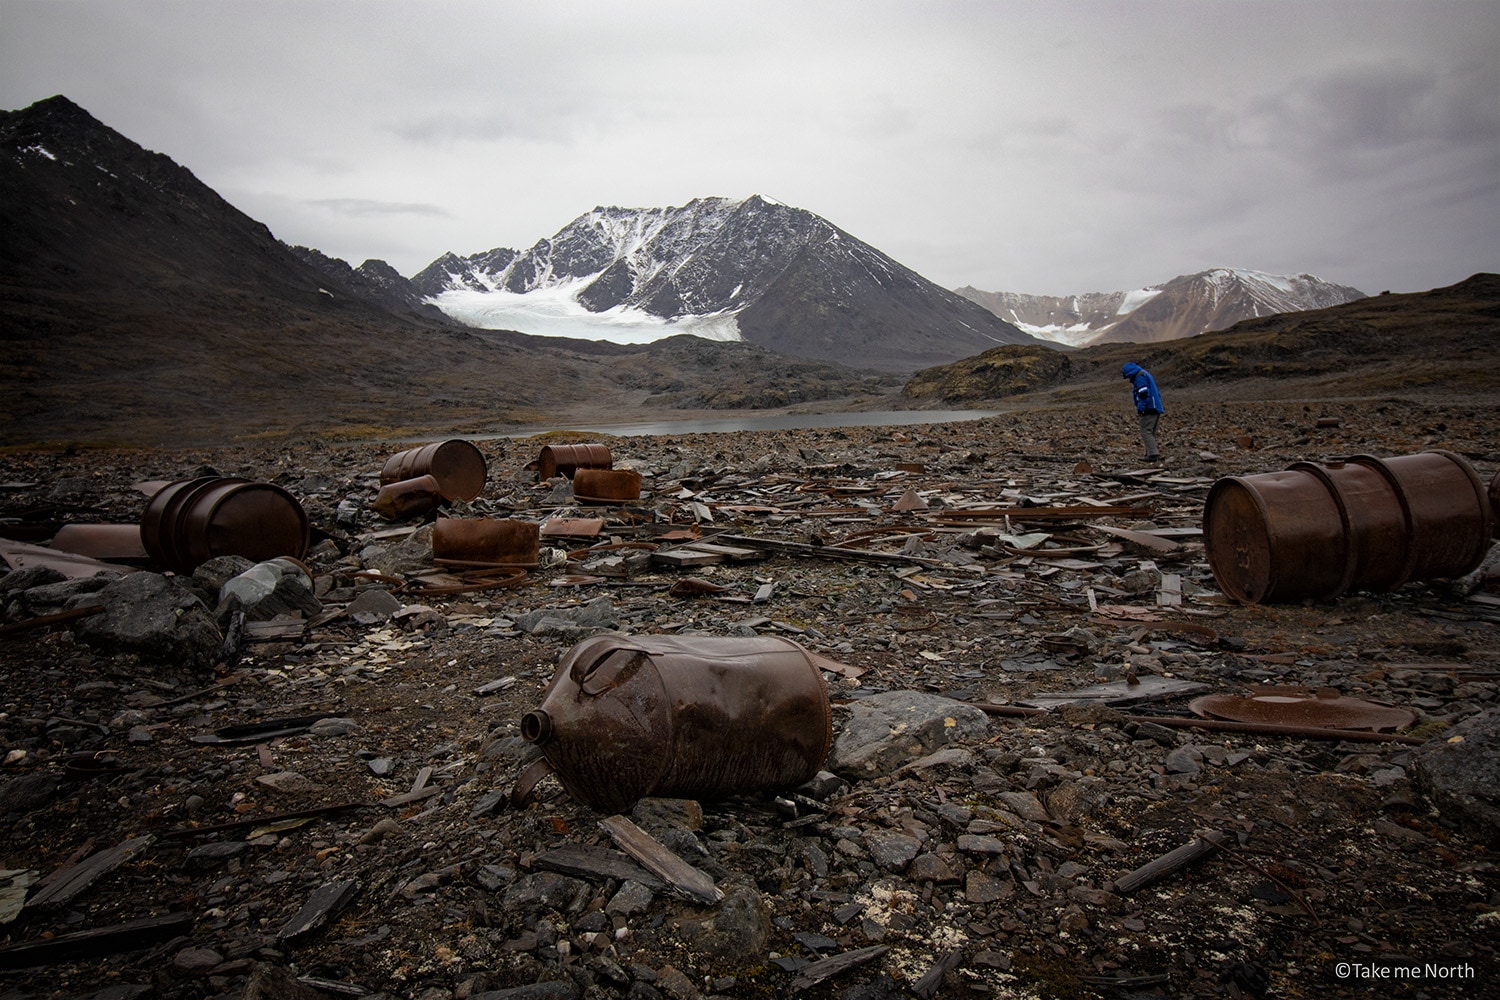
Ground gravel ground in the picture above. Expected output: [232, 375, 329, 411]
[1, 397, 1497, 1000]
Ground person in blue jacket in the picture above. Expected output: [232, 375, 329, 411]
[1121, 362, 1164, 463]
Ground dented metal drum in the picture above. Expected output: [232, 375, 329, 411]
[372, 474, 445, 521]
[1204, 450, 1491, 604]
[522, 635, 833, 813]
[573, 467, 642, 504]
[431, 517, 540, 566]
[536, 443, 612, 481]
[141, 477, 310, 574]
[380, 440, 487, 501]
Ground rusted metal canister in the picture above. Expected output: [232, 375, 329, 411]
[431, 517, 540, 566]
[573, 467, 642, 504]
[521, 634, 833, 813]
[141, 477, 310, 574]
[1203, 450, 1491, 604]
[380, 440, 487, 501]
[372, 475, 445, 521]
[48, 524, 148, 562]
[537, 443, 613, 481]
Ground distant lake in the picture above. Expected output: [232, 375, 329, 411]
[484, 409, 1000, 439]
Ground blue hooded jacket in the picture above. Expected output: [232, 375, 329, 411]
[1121, 363, 1163, 414]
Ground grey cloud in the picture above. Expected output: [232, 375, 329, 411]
[307, 199, 451, 219]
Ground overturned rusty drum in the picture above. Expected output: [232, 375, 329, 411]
[432, 517, 540, 566]
[537, 443, 612, 481]
[372, 474, 445, 521]
[573, 467, 642, 504]
[380, 440, 487, 501]
[521, 635, 833, 813]
[141, 477, 310, 574]
[1203, 450, 1492, 604]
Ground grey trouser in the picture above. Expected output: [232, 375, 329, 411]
[1138, 411, 1161, 458]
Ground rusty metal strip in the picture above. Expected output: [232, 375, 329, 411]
[0, 605, 106, 639]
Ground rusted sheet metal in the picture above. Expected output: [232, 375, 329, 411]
[520, 634, 835, 813]
[1189, 687, 1416, 732]
[573, 467, 642, 504]
[372, 474, 444, 521]
[47, 524, 149, 562]
[140, 477, 309, 574]
[1203, 450, 1492, 604]
[431, 517, 539, 567]
[380, 440, 486, 501]
[1, 538, 129, 578]
[537, 443, 613, 481]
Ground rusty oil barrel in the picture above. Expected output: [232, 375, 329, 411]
[1490, 469, 1500, 537]
[431, 517, 540, 566]
[521, 634, 833, 813]
[380, 440, 486, 501]
[48, 524, 149, 562]
[573, 467, 642, 504]
[141, 477, 309, 574]
[372, 474, 445, 521]
[1203, 450, 1491, 604]
[537, 443, 612, 481]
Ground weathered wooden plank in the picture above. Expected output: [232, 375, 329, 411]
[24, 835, 155, 910]
[0, 912, 193, 970]
[532, 844, 667, 891]
[1114, 830, 1227, 895]
[599, 815, 722, 905]
[789, 944, 890, 990]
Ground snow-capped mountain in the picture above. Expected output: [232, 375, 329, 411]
[957, 269, 1367, 347]
[411, 196, 1040, 372]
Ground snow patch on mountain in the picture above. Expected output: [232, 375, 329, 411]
[1116, 288, 1163, 315]
[433, 283, 743, 345]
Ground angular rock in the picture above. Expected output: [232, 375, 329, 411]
[67, 572, 222, 669]
[667, 885, 770, 965]
[1414, 708, 1500, 845]
[828, 690, 990, 778]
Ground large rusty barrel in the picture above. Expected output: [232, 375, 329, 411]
[1490, 469, 1500, 537]
[380, 440, 487, 501]
[432, 517, 540, 566]
[1203, 450, 1492, 604]
[537, 443, 613, 481]
[141, 477, 310, 574]
[521, 634, 834, 813]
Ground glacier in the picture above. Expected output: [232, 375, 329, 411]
[431, 283, 743, 345]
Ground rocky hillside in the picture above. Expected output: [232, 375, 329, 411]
[412, 196, 1042, 372]
[910, 273, 1499, 404]
[958, 268, 1366, 347]
[0, 97, 890, 447]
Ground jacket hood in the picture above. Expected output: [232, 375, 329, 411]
[1121, 362, 1142, 377]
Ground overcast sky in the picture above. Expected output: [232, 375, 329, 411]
[3, 0, 1497, 295]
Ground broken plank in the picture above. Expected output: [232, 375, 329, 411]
[24, 835, 155, 910]
[714, 534, 949, 568]
[532, 844, 667, 891]
[1114, 831, 1228, 895]
[789, 944, 891, 990]
[599, 814, 722, 905]
[1091, 524, 1183, 554]
[0, 913, 193, 970]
